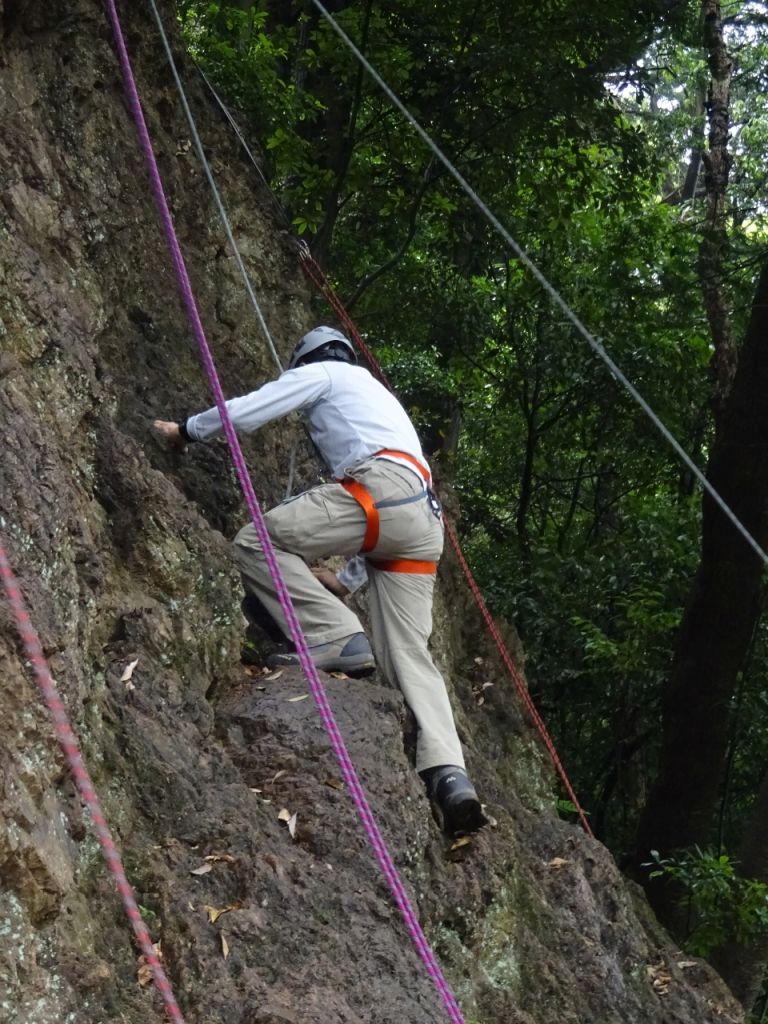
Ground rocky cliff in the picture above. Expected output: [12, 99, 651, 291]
[0, 3, 745, 1023]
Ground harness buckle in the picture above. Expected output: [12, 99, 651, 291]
[427, 487, 442, 521]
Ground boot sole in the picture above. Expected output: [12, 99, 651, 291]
[442, 796, 488, 837]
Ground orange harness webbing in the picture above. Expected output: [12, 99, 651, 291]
[368, 558, 437, 575]
[374, 448, 431, 483]
[339, 450, 438, 573]
[340, 478, 380, 553]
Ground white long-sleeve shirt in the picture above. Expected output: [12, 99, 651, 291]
[185, 361, 431, 483]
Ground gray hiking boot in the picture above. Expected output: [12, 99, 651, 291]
[421, 765, 488, 837]
[266, 632, 376, 677]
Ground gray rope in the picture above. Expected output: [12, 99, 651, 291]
[195, 62, 293, 231]
[310, 0, 768, 567]
[196, 64, 265, 183]
[148, 0, 284, 373]
[285, 438, 298, 500]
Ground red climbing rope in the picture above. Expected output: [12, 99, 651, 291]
[299, 247, 594, 838]
[300, 245, 394, 392]
[0, 542, 186, 1023]
[441, 518, 593, 836]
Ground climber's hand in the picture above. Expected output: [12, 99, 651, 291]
[153, 419, 186, 450]
[312, 567, 350, 599]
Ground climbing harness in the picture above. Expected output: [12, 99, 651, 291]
[337, 476, 439, 572]
[339, 449, 440, 572]
[0, 543, 187, 1024]
[369, 557, 438, 575]
[338, 478, 380, 551]
[376, 448, 432, 484]
[103, 3, 467, 1022]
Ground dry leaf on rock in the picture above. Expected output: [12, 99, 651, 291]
[136, 942, 163, 988]
[325, 777, 345, 790]
[137, 961, 154, 988]
[548, 857, 570, 869]
[205, 853, 236, 865]
[329, 671, 349, 679]
[472, 681, 494, 706]
[287, 694, 308, 702]
[190, 862, 213, 876]
[277, 808, 298, 838]
[220, 933, 230, 959]
[450, 836, 472, 851]
[265, 670, 283, 681]
[677, 960, 698, 969]
[646, 963, 672, 995]
[270, 770, 286, 785]
[205, 904, 238, 925]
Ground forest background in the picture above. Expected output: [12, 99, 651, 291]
[177, 0, 768, 1013]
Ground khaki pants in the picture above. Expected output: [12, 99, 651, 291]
[233, 459, 465, 772]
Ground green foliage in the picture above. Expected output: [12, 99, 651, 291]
[646, 847, 768, 957]
[138, 903, 160, 932]
[556, 798, 590, 819]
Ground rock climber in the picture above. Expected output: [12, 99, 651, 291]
[153, 326, 486, 836]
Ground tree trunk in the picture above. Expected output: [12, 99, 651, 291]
[634, 255, 768, 925]
[307, 0, 372, 266]
[264, 0, 360, 264]
[699, 0, 735, 406]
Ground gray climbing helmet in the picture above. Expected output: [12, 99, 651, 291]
[288, 326, 357, 370]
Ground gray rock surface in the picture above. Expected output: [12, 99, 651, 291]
[0, 3, 744, 1023]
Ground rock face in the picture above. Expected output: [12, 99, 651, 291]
[0, 4, 744, 1024]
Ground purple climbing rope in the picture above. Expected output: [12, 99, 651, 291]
[102, 2, 466, 1020]
[0, 544, 186, 1024]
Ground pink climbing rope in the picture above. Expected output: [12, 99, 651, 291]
[102, 2, 466, 1021]
[0, 544, 186, 1024]
[299, 249, 593, 837]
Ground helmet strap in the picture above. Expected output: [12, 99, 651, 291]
[298, 341, 356, 367]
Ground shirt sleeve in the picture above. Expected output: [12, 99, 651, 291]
[337, 555, 369, 594]
[185, 364, 331, 442]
